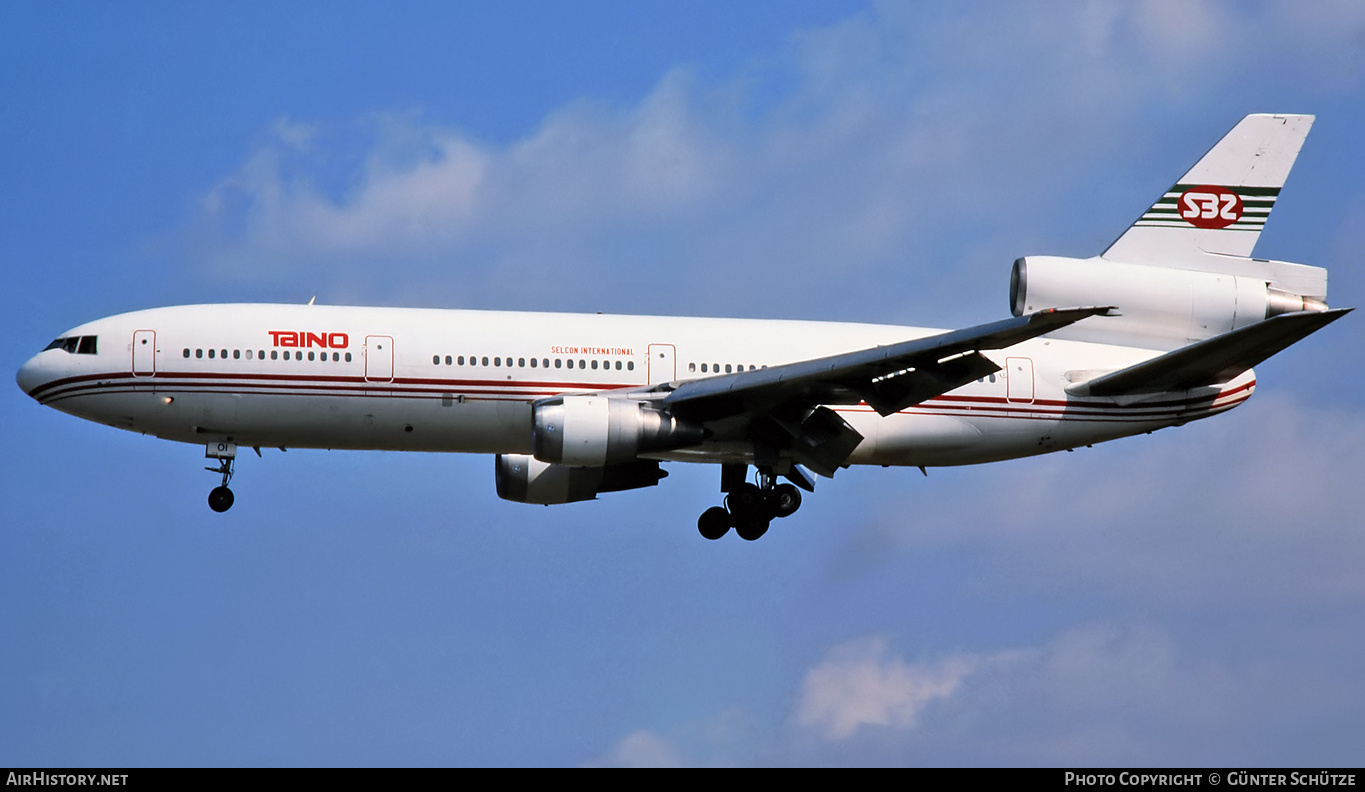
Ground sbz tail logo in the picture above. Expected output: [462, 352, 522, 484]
[1178, 184, 1243, 229]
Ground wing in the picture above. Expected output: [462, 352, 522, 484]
[659, 306, 1112, 418]
[624, 307, 1112, 477]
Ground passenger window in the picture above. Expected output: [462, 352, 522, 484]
[482, 357, 489, 366]
[725, 364, 732, 373]
[627, 362, 634, 371]
[234, 350, 241, 360]
[345, 353, 352, 362]
[591, 360, 598, 370]
[308, 351, 315, 361]
[433, 355, 440, 365]
[615, 361, 622, 370]
[555, 359, 562, 369]
[183, 349, 190, 358]
[518, 358, 525, 367]
[530, 358, 537, 368]
[270, 350, 278, 360]
[221, 349, 228, 359]
[208, 349, 216, 359]
[333, 352, 339, 362]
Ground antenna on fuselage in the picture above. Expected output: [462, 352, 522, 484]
[307, 296, 316, 306]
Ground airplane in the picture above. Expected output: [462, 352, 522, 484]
[16, 113, 1350, 540]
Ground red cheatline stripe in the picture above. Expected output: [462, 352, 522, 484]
[29, 369, 635, 401]
[35, 369, 1254, 425]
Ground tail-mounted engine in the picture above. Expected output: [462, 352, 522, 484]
[532, 395, 706, 467]
[1011, 255, 1327, 349]
[495, 454, 667, 505]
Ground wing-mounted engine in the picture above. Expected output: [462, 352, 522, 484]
[532, 395, 707, 467]
[1011, 255, 1327, 349]
[495, 454, 667, 505]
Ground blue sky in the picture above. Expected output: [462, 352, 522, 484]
[3, 1, 1364, 767]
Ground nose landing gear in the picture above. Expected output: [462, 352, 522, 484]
[697, 464, 805, 541]
[205, 441, 236, 513]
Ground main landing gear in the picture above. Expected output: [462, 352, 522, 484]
[205, 441, 236, 513]
[697, 464, 805, 541]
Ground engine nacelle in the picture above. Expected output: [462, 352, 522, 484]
[532, 395, 706, 467]
[1010, 255, 1326, 348]
[494, 454, 667, 505]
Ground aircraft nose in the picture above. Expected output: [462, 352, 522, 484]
[16, 354, 48, 399]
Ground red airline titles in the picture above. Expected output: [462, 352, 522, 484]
[268, 331, 350, 349]
[549, 346, 634, 356]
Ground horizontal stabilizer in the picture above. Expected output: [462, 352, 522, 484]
[1067, 308, 1351, 397]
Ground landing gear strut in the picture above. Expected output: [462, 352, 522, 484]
[205, 441, 236, 513]
[696, 464, 804, 541]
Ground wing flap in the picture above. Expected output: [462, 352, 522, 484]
[750, 406, 865, 478]
[851, 351, 1001, 416]
[1067, 308, 1350, 397]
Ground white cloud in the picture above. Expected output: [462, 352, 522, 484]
[793, 636, 979, 740]
[270, 117, 317, 152]
[764, 617, 1361, 765]
[586, 729, 684, 768]
[183, 3, 1365, 319]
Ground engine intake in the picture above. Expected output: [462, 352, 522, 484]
[532, 396, 706, 467]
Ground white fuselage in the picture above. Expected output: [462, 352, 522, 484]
[17, 303, 1255, 469]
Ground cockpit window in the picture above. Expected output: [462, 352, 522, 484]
[43, 335, 98, 354]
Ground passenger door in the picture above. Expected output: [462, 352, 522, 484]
[647, 343, 675, 385]
[365, 335, 394, 382]
[132, 330, 156, 377]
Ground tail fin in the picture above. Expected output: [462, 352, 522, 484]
[1100, 113, 1325, 301]
[1104, 113, 1313, 262]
